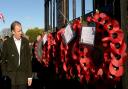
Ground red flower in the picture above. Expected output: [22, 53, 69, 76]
[72, 19, 82, 32]
[110, 52, 127, 67]
[87, 16, 92, 22]
[80, 57, 91, 72]
[92, 13, 100, 22]
[102, 29, 124, 44]
[56, 28, 65, 42]
[109, 62, 124, 77]
[97, 68, 103, 76]
[99, 13, 110, 25]
[110, 41, 126, 54]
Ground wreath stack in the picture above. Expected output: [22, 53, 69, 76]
[35, 11, 127, 84]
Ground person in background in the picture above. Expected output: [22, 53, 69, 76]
[3, 36, 9, 41]
[1, 21, 32, 89]
[31, 34, 44, 89]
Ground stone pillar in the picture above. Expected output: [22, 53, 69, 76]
[64, 0, 69, 24]
[53, 0, 55, 32]
[56, 0, 69, 29]
[44, 0, 49, 31]
[50, 0, 52, 30]
[81, 0, 85, 20]
[72, 0, 76, 19]
[120, 0, 128, 88]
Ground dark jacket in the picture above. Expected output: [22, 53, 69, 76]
[1, 36, 32, 85]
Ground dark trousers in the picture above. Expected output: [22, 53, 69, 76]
[12, 85, 26, 89]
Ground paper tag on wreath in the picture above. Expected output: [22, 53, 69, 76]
[80, 27, 96, 46]
[62, 24, 75, 44]
[43, 34, 47, 45]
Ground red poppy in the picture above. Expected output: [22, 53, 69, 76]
[97, 68, 103, 76]
[109, 62, 124, 77]
[99, 13, 110, 25]
[110, 52, 126, 67]
[56, 28, 65, 41]
[80, 57, 91, 72]
[110, 41, 126, 54]
[72, 19, 82, 32]
[87, 16, 92, 22]
[92, 12, 100, 22]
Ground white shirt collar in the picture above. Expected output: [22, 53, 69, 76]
[13, 36, 21, 66]
[13, 36, 21, 41]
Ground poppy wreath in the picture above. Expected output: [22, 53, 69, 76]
[35, 11, 127, 84]
[35, 33, 57, 67]
[84, 11, 127, 83]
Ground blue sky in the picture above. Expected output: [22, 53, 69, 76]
[0, 0, 93, 33]
[0, 0, 44, 33]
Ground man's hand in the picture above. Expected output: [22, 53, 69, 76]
[28, 78, 32, 86]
